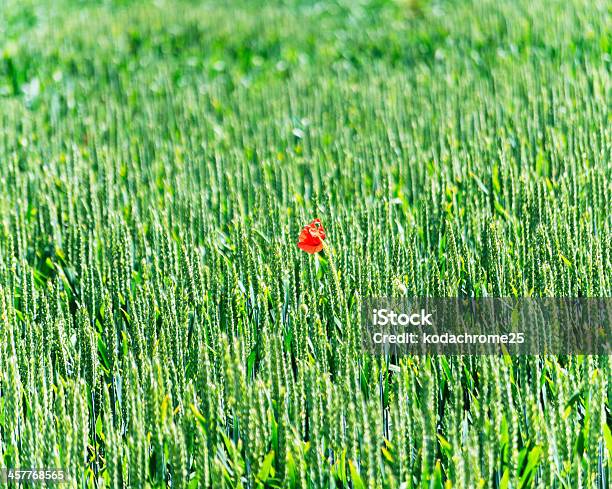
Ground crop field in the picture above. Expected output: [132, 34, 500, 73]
[0, 0, 610, 487]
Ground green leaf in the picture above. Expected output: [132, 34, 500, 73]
[520, 446, 542, 488]
[349, 461, 366, 489]
[189, 404, 207, 426]
[257, 451, 275, 483]
[430, 460, 443, 489]
[603, 424, 612, 457]
[559, 252, 572, 267]
[437, 434, 452, 456]
[95, 414, 104, 441]
[499, 468, 510, 489]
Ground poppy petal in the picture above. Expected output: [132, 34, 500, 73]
[298, 242, 323, 254]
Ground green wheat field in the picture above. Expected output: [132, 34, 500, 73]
[0, 0, 610, 487]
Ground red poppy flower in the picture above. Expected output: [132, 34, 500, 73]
[297, 218, 326, 254]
